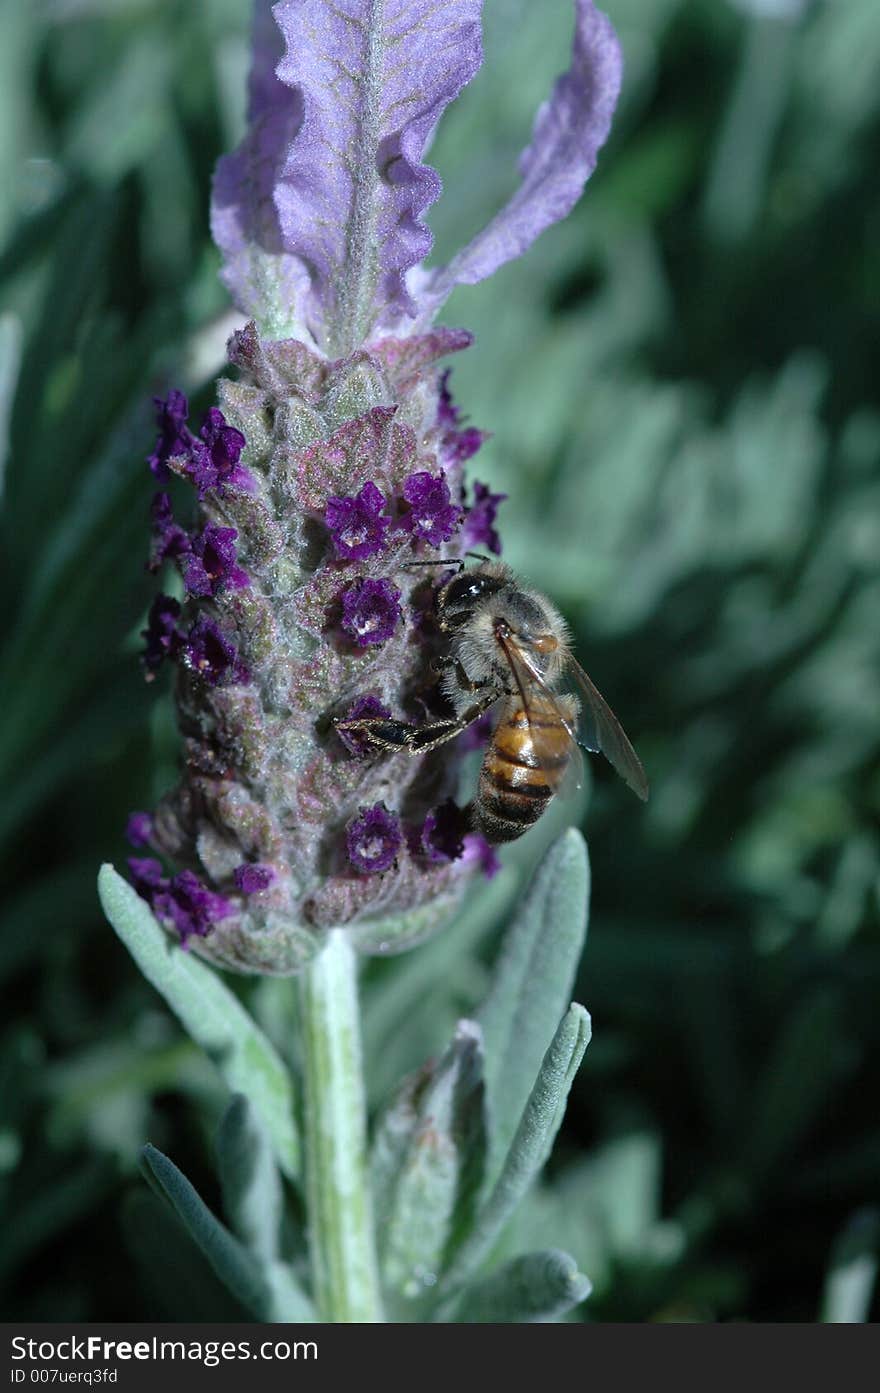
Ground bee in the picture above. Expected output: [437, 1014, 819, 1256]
[335, 560, 648, 843]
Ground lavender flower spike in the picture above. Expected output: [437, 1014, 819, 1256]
[128, 0, 623, 976]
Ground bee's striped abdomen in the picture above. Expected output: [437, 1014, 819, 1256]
[473, 699, 572, 844]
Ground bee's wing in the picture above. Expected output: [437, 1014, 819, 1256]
[562, 647, 649, 802]
[495, 631, 585, 793]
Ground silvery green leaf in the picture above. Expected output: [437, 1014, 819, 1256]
[438, 1003, 591, 1301]
[216, 1094, 283, 1264]
[139, 1145, 314, 1321]
[372, 1019, 487, 1317]
[0, 313, 21, 500]
[477, 829, 589, 1179]
[453, 1249, 591, 1323]
[98, 865, 300, 1181]
[820, 1208, 879, 1324]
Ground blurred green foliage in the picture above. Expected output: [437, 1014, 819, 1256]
[1, 0, 878, 1322]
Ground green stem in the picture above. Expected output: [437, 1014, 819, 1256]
[299, 930, 383, 1322]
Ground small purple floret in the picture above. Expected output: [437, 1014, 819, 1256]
[153, 869, 234, 946]
[337, 694, 392, 757]
[462, 833, 502, 880]
[182, 525, 249, 598]
[398, 472, 460, 548]
[325, 481, 391, 561]
[149, 492, 191, 572]
[340, 578, 402, 647]
[128, 858, 233, 946]
[234, 863, 275, 894]
[346, 803, 402, 875]
[142, 594, 182, 675]
[462, 480, 507, 556]
[417, 799, 468, 864]
[148, 391, 192, 480]
[126, 812, 154, 848]
[182, 614, 249, 686]
[437, 370, 488, 466]
[128, 856, 166, 895]
[184, 408, 251, 499]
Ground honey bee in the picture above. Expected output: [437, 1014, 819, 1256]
[336, 560, 648, 843]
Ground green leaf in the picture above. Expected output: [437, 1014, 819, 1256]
[453, 1249, 591, 1323]
[371, 1020, 487, 1318]
[820, 1208, 879, 1324]
[0, 312, 21, 499]
[98, 864, 300, 1182]
[139, 1145, 313, 1322]
[477, 829, 589, 1179]
[438, 1003, 591, 1301]
[216, 1095, 283, 1264]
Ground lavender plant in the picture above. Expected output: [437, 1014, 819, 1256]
[99, 0, 622, 1323]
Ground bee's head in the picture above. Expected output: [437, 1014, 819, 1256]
[436, 563, 507, 631]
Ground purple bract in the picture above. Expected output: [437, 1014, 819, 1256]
[211, 1, 621, 345]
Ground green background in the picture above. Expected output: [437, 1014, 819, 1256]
[1, 0, 879, 1322]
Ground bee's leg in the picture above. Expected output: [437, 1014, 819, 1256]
[401, 558, 466, 573]
[428, 654, 485, 695]
[335, 691, 498, 756]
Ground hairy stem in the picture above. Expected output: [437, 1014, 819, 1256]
[299, 930, 383, 1322]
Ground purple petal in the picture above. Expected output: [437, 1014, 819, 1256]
[421, 0, 622, 314]
[346, 803, 402, 874]
[397, 471, 460, 547]
[211, 1, 313, 334]
[215, 1, 483, 350]
[234, 863, 276, 893]
[125, 812, 155, 848]
[340, 577, 402, 647]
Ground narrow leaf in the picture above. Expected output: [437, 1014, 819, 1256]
[141, 1145, 314, 1321]
[452, 1249, 591, 1323]
[0, 312, 22, 500]
[477, 828, 589, 1179]
[438, 1003, 591, 1299]
[820, 1209, 879, 1324]
[216, 1094, 283, 1263]
[372, 1020, 487, 1316]
[98, 864, 300, 1181]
